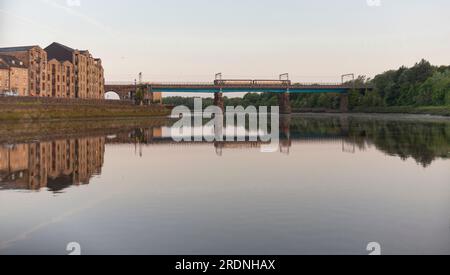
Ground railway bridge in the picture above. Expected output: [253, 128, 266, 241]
[105, 74, 371, 113]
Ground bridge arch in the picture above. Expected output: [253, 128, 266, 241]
[104, 91, 121, 100]
[104, 85, 136, 101]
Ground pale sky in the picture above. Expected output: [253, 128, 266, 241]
[1, 0, 449, 83]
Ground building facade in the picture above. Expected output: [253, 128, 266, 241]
[0, 43, 105, 99]
[0, 54, 29, 96]
[0, 61, 9, 93]
[47, 59, 75, 98]
[45, 43, 105, 99]
[0, 46, 47, 96]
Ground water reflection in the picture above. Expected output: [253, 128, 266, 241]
[0, 114, 449, 192]
[0, 137, 104, 192]
[289, 115, 450, 167]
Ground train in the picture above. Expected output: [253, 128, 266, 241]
[214, 79, 291, 86]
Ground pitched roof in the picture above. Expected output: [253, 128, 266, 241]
[45, 42, 76, 62]
[0, 54, 27, 68]
[0, 46, 39, 53]
[45, 42, 76, 53]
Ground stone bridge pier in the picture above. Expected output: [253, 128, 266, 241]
[214, 92, 224, 111]
[278, 93, 292, 114]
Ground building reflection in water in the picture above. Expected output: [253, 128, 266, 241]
[0, 137, 105, 192]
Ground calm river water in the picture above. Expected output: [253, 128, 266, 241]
[0, 114, 449, 255]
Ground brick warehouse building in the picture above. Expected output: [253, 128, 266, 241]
[47, 58, 75, 98]
[0, 55, 29, 96]
[0, 46, 47, 96]
[0, 43, 104, 99]
[45, 42, 104, 99]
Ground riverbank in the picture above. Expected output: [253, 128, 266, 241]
[292, 105, 450, 117]
[0, 117, 171, 144]
[0, 97, 171, 121]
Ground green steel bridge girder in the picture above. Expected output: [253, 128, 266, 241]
[149, 88, 349, 94]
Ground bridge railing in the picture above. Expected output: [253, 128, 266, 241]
[146, 81, 348, 87]
[147, 82, 214, 86]
[292, 82, 345, 86]
[105, 81, 369, 89]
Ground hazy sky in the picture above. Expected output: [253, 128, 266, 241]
[1, 0, 449, 83]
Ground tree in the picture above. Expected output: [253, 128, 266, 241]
[417, 70, 450, 106]
[135, 86, 145, 105]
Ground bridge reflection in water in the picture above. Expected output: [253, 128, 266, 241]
[108, 115, 352, 157]
[1, 115, 448, 192]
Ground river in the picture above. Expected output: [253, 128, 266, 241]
[0, 114, 449, 255]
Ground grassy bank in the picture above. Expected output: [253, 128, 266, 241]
[0, 103, 171, 121]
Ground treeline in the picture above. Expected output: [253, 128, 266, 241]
[163, 59, 450, 110]
[349, 59, 450, 108]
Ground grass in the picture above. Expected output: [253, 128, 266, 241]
[0, 104, 171, 121]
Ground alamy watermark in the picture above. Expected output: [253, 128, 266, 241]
[366, 0, 381, 7]
[170, 99, 280, 153]
[66, 0, 81, 7]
